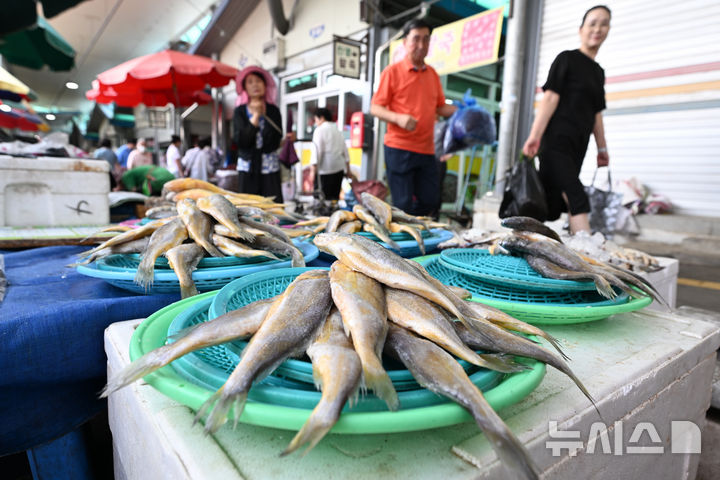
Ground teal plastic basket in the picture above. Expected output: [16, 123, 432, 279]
[439, 248, 595, 292]
[124, 251, 282, 269]
[166, 292, 504, 412]
[208, 267, 502, 389]
[416, 255, 651, 324]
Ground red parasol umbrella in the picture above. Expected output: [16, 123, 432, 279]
[0, 101, 44, 131]
[94, 49, 238, 98]
[86, 80, 212, 108]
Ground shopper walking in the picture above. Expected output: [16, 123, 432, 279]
[522, 5, 612, 234]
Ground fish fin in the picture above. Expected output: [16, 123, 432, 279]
[199, 390, 248, 434]
[180, 282, 199, 299]
[363, 359, 399, 411]
[134, 256, 155, 290]
[543, 334, 570, 361]
[291, 249, 305, 267]
[101, 348, 169, 397]
[281, 409, 334, 457]
[204, 243, 225, 258]
[477, 353, 530, 373]
[592, 274, 616, 299]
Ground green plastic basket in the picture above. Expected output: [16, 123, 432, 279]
[415, 255, 652, 325]
[129, 295, 546, 433]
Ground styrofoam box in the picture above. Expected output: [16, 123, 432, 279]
[0, 155, 110, 227]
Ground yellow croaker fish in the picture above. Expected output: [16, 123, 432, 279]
[353, 204, 400, 251]
[249, 234, 305, 267]
[196, 270, 333, 433]
[448, 285, 472, 299]
[236, 206, 276, 223]
[283, 228, 315, 239]
[71, 237, 150, 266]
[462, 299, 568, 359]
[172, 188, 214, 202]
[385, 288, 525, 373]
[165, 243, 205, 299]
[238, 217, 292, 244]
[196, 194, 254, 242]
[176, 198, 224, 257]
[135, 218, 188, 289]
[293, 216, 330, 228]
[500, 216, 563, 242]
[313, 233, 469, 326]
[211, 234, 280, 261]
[525, 254, 616, 300]
[360, 192, 393, 230]
[384, 324, 541, 480]
[337, 220, 362, 234]
[389, 222, 425, 255]
[281, 308, 362, 456]
[452, 320, 597, 411]
[78, 217, 174, 258]
[390, 206, 430, 230]
[329, 261, 398, 411]
[101, 296, 276, 397]
[325, 209, 357, 233]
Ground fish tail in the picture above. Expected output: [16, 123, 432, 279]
[592, 274, 616, 299]
[204, 242, 225, 258]
[231, 225, 255, 242]
[197, 390, 248, 434]
[280, 408, 334, 457]
[101, 347, 171, 397]
[543, 334, 570, 361]
[180, 282, 199, 299]
[134, 257, 155, 290]
[468, 392, 541, 480]
[291, 248, 305, 267]
[363, 358, 399, 411]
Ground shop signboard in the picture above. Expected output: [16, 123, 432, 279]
[389, 6, 504, 75]
[333, 39, 361, 79]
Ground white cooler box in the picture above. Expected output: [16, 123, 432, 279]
[0, 155, 110, 227]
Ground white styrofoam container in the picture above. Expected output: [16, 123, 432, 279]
[0, 155, 110, 227]
[105, 307, 720, 480]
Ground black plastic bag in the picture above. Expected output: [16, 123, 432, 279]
[499, 156, 548, 221]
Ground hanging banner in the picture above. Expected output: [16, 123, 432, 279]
[389, 7, 504, 75]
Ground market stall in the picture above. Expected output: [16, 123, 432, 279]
[105, 306, 718, 479]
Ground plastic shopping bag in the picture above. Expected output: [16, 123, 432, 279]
[442, 89, 496, 155]
[498, 156, 548, 221]
[585, 167, 623, 237]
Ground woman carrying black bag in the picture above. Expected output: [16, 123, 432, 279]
[522, 5, 611, 234]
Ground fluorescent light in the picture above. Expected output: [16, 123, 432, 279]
[45, 114, 56, 120]
[0, 104, 11, 112]
[445, 99, 454, 104]
[65, 81, 79, 90]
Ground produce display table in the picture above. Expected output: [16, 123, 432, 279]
[105, 305, 719, 479]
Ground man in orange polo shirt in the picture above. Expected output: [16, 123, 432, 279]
[371, 18, 456, 216]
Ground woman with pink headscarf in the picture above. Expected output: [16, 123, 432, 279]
[233, 65, 285, 201]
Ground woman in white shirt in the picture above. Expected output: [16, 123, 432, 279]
[310, 108, 349, 201]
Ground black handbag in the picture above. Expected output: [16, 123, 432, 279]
[499, 156, 548, 221]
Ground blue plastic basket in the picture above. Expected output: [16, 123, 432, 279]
[166, 292, 504, 412]
[76, 241, 318, 295]
[439, 248, 596, 292]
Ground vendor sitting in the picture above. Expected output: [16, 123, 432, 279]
[116, 165, 175, 196]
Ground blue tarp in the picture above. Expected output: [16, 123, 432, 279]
[0, 246, 179, 455]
